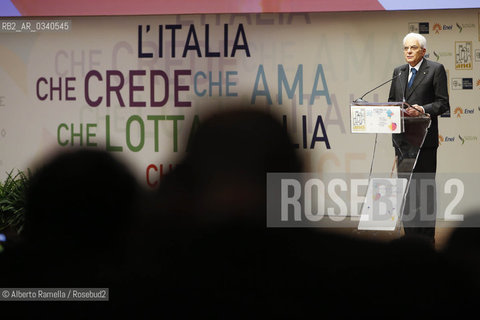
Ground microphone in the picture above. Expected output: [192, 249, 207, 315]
[353, 72, 402, 103]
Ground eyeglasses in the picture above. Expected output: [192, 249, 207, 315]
[403, 45, 421, 51]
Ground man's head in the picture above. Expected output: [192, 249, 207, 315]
[403, 33, 427, 67]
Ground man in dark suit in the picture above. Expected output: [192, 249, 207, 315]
[388, 32, 449, 243]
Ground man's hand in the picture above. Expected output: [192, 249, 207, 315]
[405, 104, 425, 116]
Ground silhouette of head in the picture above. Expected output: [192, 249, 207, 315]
[182, 108, 302, 224]
[24, 149, 139, 251]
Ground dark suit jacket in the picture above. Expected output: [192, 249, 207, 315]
[388, 58, 449, 148]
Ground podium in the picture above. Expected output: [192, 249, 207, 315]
[350, 102, 431, 231]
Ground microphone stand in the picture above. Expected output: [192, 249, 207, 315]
[353, 72, 402, 103]
[353, 72, 428, 117]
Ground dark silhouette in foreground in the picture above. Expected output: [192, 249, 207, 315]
[0, 110, 478, 316]
[0, 149, 141, 315]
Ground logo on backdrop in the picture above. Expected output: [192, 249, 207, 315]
[433, 23, 453, 34]
[440, 106, 451, 118]
[453, 107, 474, 118]
[451, 78, 473, 90]
[476, 79, 480, 89]
[408, 22, 429, 34]
[432, 50, 452, 61]
[455, 41, 473, 70]
[458, 134, 478, 145]
[475, 49, 480, 62]
[462, 78, 473, 89]
[456, 23, 463, 33]
[453, 107, 463, 118]
[456, 22, 476, 33]
[438, 135, 455, 145]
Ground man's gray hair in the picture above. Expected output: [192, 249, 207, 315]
[403, 33, 427, 49]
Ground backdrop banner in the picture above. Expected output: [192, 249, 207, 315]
[1, 9, 479, 220]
